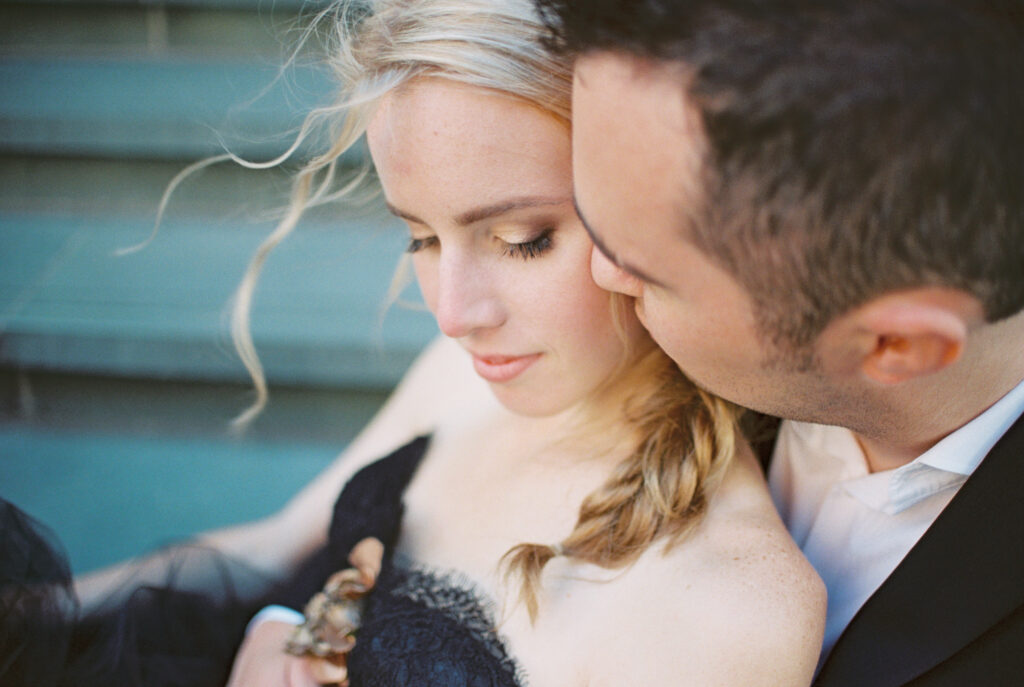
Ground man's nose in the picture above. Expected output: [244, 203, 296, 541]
[591, 246, 643, 297]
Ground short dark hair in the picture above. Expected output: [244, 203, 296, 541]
[538, 0, 1024, 350]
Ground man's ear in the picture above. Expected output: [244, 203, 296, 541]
[818, 288, 984, 386]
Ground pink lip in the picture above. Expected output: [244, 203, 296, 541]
[471, 353, 541, 383]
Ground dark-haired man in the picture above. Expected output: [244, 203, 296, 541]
[537, 0, 1024, 684]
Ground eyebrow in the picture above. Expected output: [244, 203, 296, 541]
[385, 196, 570, 228]
[573, 197, 668, 287]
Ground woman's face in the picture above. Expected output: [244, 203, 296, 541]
[367, 78, 649, 417]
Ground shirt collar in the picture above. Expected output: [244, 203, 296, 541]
[915, 375, 1024, 476]
[828, 377, 1024, 515]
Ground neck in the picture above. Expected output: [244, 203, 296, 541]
[854, 434, 942, 473]
[493, 395, 633, 465]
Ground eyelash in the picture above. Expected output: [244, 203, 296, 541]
[501, 228, 553, 260]
[405, 229, 554, 261]
[405, 236, 437, 254]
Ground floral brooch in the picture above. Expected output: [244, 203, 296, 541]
[285, 537, 385, 686]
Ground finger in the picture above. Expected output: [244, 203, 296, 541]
[348, 537, 384, 586]
[288, 656, 327, 687]
[306, 655, 349, 685]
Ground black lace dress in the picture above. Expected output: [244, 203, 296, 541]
[1, 436, 525, 687]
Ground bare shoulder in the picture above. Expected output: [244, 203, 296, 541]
[697, 445, 824, 607]
[581, 447, 825, 686]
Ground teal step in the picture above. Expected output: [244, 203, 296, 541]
[0, 56, 338, 159]
[0, 209, 438, 387]
[0, 425, 340, 573]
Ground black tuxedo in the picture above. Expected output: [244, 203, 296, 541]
[813, 412, 1024, 686]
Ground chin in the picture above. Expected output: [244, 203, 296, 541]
[491, 386, 576, 419]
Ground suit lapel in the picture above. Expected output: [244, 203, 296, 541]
[814, 412, 1024, 687]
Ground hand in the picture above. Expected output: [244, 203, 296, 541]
[226, 621, 323, 687]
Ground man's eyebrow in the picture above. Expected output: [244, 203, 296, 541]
[573, 197, 668, 287]
[385, 197, 569, 227]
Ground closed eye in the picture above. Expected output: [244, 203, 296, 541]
[501, 228, 553, 260]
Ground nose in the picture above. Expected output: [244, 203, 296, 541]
[431, 255, 505, 339]
[591, 246, 643, 297]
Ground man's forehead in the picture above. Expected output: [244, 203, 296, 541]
[571, 51, 710, 291]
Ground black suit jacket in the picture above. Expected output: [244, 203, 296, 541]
[813, 412, 1024, 686]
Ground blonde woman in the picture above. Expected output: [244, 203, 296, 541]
[216, 1, 824, 685]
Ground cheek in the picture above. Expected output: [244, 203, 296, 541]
[549, 246, 613, 327]
[552, 266, 627, 357]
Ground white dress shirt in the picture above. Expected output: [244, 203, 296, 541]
[769, 378, 1024, 663]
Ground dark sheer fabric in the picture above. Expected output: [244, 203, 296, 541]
[1, 436, 524, 686]
[1, 498, 77, 687]
[1, 497, 268, 687]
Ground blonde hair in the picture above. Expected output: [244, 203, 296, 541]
[232, 0, 740, 621]
[502, 346, 739, 620]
